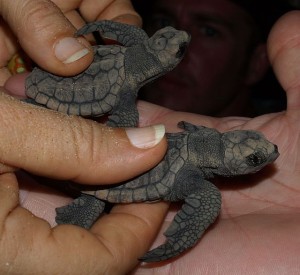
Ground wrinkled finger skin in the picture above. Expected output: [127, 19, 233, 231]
[0, 0, 141, 85]
[0, 77, 168, 274]
[0, 91, 167, 183]
[52, 0, 142, 26]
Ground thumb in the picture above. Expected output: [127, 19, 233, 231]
[268, 11, 300, 112]
[0, 92, 167, 184]
[0, 0, 93, 76]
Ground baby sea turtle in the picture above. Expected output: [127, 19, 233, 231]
[56, 121, 279, 262]
[25, 21, 190, 127]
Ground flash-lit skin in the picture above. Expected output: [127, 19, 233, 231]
[140, 0, 268, 116]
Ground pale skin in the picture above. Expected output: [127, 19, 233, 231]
[0, 2, 299, 275]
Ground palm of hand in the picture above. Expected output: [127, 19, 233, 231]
[132, 100, 300, 274]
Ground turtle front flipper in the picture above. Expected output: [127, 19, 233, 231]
[107, 90, 139, 127]
[140, 180, 221, 262]
[55, 194, 105, 229]
[76, 20, 149, 47]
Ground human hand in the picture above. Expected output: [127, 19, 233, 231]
[0, 89, 168, 274]
[2, 8, 300, 275]
[0, 0, 141, 87]
[0, 1, 170, 274]
[132, 11, 300, 274]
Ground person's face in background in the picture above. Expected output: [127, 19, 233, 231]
[140, 0, 268, 116]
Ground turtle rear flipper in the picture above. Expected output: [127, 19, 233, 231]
[55, 194, 105, 229]
[76, 20, 149, 46]
[140, 180, 221, 262]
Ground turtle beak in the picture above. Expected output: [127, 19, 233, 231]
[176, 42, 188, 58]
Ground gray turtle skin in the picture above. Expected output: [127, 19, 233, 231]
[25, 21, 190, 127]
[56, 121, 279, 262]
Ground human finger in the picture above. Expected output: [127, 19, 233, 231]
[75, 0, 142, 26]
[87, 202, 169, 273]
[0, 91, 167, 184]
[0, 171, 169, 274]
[0, 19, 19, 78]
[0, 0, 93, 76]
[268, 10, 300, 113]
[45, 0, 142, 44]
[3, 72, 28, 98]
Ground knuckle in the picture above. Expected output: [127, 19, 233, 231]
[68, 118, 107, 171]
[17, 0, 66, 36]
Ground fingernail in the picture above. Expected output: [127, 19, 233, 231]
[126, 125, 165, 149]
[54, 37, 90, 64]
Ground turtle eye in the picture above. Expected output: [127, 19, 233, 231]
[154, 37, 166, 50]
[246, 152, 266, 167]
[176, 42, 188, 58]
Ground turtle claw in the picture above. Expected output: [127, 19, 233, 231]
[139, 243, 180, 263]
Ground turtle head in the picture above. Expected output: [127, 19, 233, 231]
[147, 26, 190, 71]
[220, 130, 279, 176]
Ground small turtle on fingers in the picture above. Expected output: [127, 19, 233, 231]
[25, 20, 190, 127]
